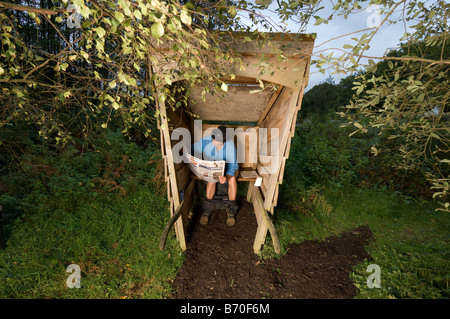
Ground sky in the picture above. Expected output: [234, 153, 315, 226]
[239, 1, 414, 90]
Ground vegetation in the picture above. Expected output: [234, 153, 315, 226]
[270, 111, 449, 299]
[0, 130, 184, 298]
[0, 0, 448, 299]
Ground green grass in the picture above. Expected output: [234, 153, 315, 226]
[0, 126, 448, 299]
[262, 186, 449, 299]
[0, 185, 184, 298]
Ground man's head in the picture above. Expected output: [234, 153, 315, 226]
[212, 125, 227, 144]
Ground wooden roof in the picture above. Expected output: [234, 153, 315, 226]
[153, 31, 315, 90]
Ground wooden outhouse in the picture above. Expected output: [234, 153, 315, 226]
[157, 32, 315, 254]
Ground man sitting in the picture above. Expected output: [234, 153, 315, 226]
[192, 126, 239, 227]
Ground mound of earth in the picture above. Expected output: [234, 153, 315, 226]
[172, 198, 373, 299]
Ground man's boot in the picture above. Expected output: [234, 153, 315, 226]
[200, 198, 215, 225]
[226, 200, 239, 227]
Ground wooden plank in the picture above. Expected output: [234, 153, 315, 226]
[284, 137, 292, 159]
[150, 32, 314, 89]
[158, 99, 186, 251]
[259, 87, 293, 130]
[252, 186, 281, 254]
[229, 55, 309, 90]
[263, 90, 300, 211]
[257, 86, 283, 125]
[277, 157, 287, 185]
[247, 181, 254, 204]
[159, 177, 196, 250]
[273, 184, 279, 207]
[188, 85, 272, 122]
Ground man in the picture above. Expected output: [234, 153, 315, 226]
[192, 126, 239, 227]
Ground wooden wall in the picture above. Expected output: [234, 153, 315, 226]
[159, 101, 198, 251]
[249, 84, 305, 253]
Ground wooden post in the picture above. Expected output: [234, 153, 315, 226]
[263, 89, 300, 211]
[159, 178, 196, 250]
[251, 184, 281, 254]
[157, 98, 187, 251]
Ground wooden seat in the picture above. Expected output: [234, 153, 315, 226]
[190, 170, 257, 182]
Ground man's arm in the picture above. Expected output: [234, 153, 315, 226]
[224, 141, 239, 176]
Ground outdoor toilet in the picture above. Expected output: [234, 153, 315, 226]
[157, 32, 315, 254]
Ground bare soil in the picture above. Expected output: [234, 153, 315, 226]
[172, 197, 373, 299]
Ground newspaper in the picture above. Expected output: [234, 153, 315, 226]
[186, 153, 225, 183]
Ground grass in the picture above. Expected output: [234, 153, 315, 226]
[1, 175, 448, 299]
[0, 127, 448, 299]
[0, 185, 184, 298]
[262, 185, 449, 299]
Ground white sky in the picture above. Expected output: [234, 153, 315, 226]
[239, 0, 414, 90]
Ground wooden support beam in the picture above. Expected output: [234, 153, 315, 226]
[263, 90, 299, 211]
[158, 98, 186, 251]
[263, 84, 305, 211]
[247, 181, 254, 204]
[252, 184, 281, 254]
[257, 86, 283, 126]
[159, 178, 196, 251]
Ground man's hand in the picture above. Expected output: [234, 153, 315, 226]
[218, 176, 227, 184]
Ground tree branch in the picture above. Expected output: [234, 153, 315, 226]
[0, 1, 65, 15]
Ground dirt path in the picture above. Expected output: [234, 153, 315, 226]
[172, 197, 373, 299]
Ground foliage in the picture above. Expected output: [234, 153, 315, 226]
[298, 74, 357, 120]
[341, 40, 449, 211]
[268, 0, 450, 210]
[0, 0, 290, 146]
[288, 116, 434, 199]
[0, 130, 182, 298]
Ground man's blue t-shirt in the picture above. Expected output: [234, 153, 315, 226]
[192, 136, 239, 177]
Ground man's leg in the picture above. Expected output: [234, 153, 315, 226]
[227, 175, 237, 201]
[225, 171, 239, 226]
[200, 182, 216, 225]
[206, 182, 216, 200]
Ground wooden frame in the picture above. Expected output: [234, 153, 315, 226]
[156, 32, 314, 254]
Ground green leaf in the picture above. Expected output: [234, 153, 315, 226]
[109, 80, 117, 89]
[122, 46, 133, 55]
[151, 22, 164, 39]
[94, 27, 106, 38]
[356, 86, 364, 95]
[371, 146, 378, 155]
[314, 17, 325, 25]
[60, 63, 69, 71]
[134, 9, 142, 20]
[115, 11, 125, 24]
[80, 51, 89, 60]
[180, 9, 192, 26]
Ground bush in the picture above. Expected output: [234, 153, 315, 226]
[286, 117, 432, 198]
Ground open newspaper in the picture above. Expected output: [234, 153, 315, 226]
[186, 154, 225, 183]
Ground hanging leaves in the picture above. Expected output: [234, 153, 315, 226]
[151, 21, 164, 39]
